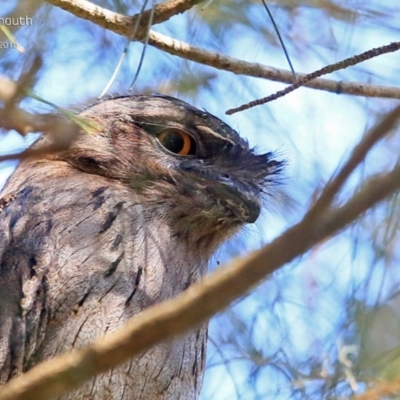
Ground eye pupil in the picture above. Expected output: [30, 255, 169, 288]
[157, 129, 196, 156]
[163, 132, 185, 153]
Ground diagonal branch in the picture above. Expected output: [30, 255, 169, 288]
[226, 41, 400, 114]
[308, 103, 400, 216]
[45, 0, 204, 37]
[45, 0, 400, 102]
[0, 107, 400, 400]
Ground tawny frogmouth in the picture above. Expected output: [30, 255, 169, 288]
[0, 95, 282, 399]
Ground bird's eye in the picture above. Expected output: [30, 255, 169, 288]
[157, 129, 196, 156]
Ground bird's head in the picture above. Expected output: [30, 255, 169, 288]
[57, 95, 283, 252]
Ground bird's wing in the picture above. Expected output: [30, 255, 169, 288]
[0, 160, 206, 399]
[0, 160, 138, 381]
[0, 180, 58, 381]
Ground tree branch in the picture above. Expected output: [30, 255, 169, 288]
[0, 107, 400, 400]
[0, 76, 90, 157]
[226, 41, 400, 114]
[308, 103, 400, 216]
[45, 0, 204, 37]
[45, 0, 400, 101]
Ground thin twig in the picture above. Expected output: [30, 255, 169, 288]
[98, 0, 150, 97]
[129, 0, 155, 89]
[226, 41, 400, 114]
[261, 0, 296, 80]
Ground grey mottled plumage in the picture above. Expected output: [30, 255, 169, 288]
[0, 95, 282, 399]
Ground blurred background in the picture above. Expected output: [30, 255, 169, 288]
[1, 1, 400, 398]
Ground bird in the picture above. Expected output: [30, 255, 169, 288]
[0, 95, 283, 399]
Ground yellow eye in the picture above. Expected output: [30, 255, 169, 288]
[157, 129, 196, 156]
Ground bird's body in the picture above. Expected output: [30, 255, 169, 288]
[0, 95, 282, 399]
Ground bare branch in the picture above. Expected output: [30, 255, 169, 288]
[44, 0, 400, 101]
[0, 107, 58, 137]
[0, 77, 54, 137]
[45, 0, 204, 37]
[0, 109, 81, 160]
[0, 107, 399, 400]
[0, 77, 90, 155]
[226, 42, 400, 114]
[148, 31, 400, 99]
[308, 103, 400, 216]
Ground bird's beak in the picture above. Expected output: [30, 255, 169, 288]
[211, 175, 262, 223]
[180, 162, 262, 224]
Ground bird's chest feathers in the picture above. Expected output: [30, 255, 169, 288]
[43, 196, 207, 322]
[1, 176, 207, 334]
[130, 219, 207, 302]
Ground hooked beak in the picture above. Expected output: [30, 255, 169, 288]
[181, 163, 262, 223]
[208, 175, 261, 223]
